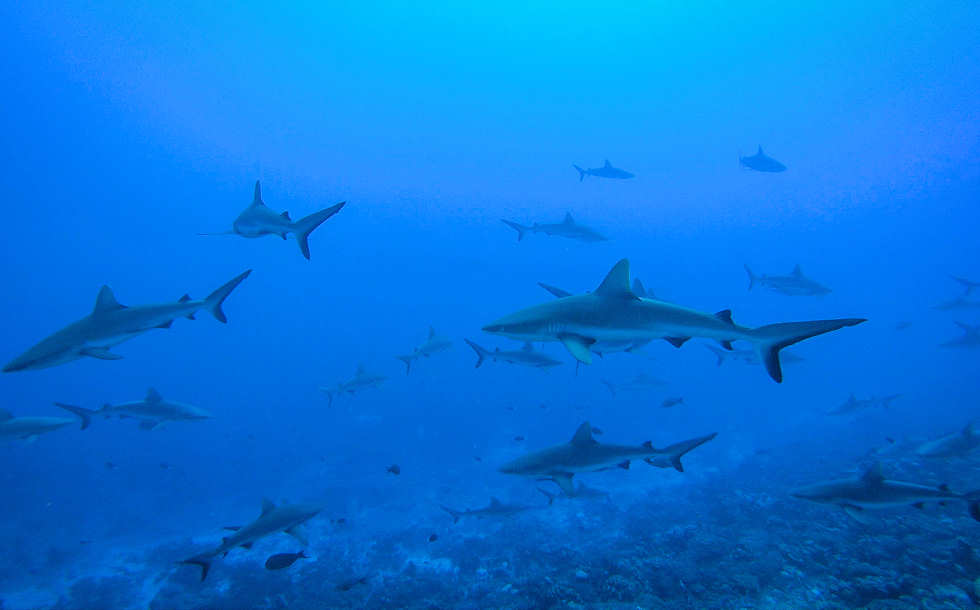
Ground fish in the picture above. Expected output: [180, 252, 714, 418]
[4, 270, 251, 372]
[501, 213, 607, 243]
[483, 259, 864, 382]
[661, 397, 684, 408]
[336, 575, 370, 592]
[950, 275, 980, 295]
[499, 421, 716, 494]
[940, 322, 980, 349]
[915, 423, 980, 459]
[56, 388, 211, 431]
[178, 499, 321, 581]
[396, 327, 452, 374]
[264, 551, 309, 571]
[464, 339, 562, 369]
[572, 159, 634, 181]
[826, 393, 902, 416]
[440, 490, 554, 523]
[320, 364, 387, 407]
[386, 464, 401, 475]
[199, 181, 345, 259]
[0, 404, 90, 442]
[743, 264, 831, 296]
[428, 533, 438, 542]
[792, 462, 980, 524]
[738, 146, 786, 172]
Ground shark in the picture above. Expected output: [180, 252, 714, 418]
[951, 275, 980, 295]
[501, 213, 607, 243]
[826, 393, 902, 416]
[319, 364, 387, 407]
[703, 344, 804, 367]
[572, 159, 634, 181]
[464, 339, 562, 369]
[916, 423, 980, 458]
[56, 388, 211, 431]
[440, 491, 554, 523]
[0, 405, 90, 441]
[3, 271, 251, 373]
[396, 327, 453, 374]
[792, 462, 980, 523]
[744, 264, 831, 296]
[498, 421, 717, 494]
[200, 181, 345, 259]
[738, 146, 786, 172]
[940, 322, 980, 348]
[601, 373, 668, 397]
[179, 498, 322, 581]
[933, 296, 980, 311]
[483, 259, 865, 382]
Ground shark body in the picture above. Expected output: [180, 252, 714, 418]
[180, 499, 322, 581]
[0, 405, 90, 441]
[940, 322, 980, 348]
[744, 264, 830, 296]
[739, 146, 786, 172]
[57, 388, 211, 431]
[501, 213, 607, 243]
[484, 259, 864, 382]
[499, 421, 716, 494]
[3, 271, 251, 372]
[464, 339, 562, 369]
[440, 491, 553, 523]
[916, 423, 980, 458]
[396, 327, 452, 374]
[320, 365, 387, 407]
[826, 393, 902, 416]
[572, 159, 634, 181]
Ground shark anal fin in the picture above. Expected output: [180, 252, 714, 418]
[558, 334, 595, 364]
[664, 336, 690, 348]
[719, 340, 733, 351]
[841, 504, 871, 525]
[155, 320, 174, 329]
[80, 347, 122, 360]
[551, 473, 575, 495]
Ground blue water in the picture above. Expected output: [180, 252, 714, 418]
[1, 2, 979, 608]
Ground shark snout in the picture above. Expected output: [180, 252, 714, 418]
[482, 323, 504, 333]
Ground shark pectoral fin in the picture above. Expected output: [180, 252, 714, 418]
[138, 420, 163, 431]
[841, 504, 871, 525]
[80, 347, 122, 360]
[241, 542, 254, 550]
[558, 334, 595, 364]
[285, 525, 309, 546]
[551, 473, 575, 496]
[719, 340, 733, 351]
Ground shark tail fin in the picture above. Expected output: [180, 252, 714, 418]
[53, 403, 95, 430]
[396, 355, 412, 375]
[463, 339, 490, 368]
[750, 318, 866, 382]
[500, 219, 528, 241]
[537, 487, 557, 506]
[179, 555, 213, 581]
[440, 505, 462, 524]
[321, 388, 335, 407]
[743, 264, 757, 291]
[204, 270, 252, 323]
[573, 165, 587, 181]
[291, 202, 346, 260]
[651, 432, 718, 472]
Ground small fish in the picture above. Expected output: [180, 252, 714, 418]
[661, 397, 685, 408]
[386, 464, 401, 475]
[79, 539, 94, 545]
[104, 461, 117, 470]
[336, 575, 370, 592]
[264, 551, 308, 571]
[894, 321, 913, 331]
[428, 533, 438, 542]
[514, 435, 525, 442]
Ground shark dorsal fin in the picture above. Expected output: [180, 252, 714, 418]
[145, 388, 162, 404]
[428, 326, 436, 339]
[861, 462, 885, 486]
[603, 159, 612, 168]
[93, 286, 126, 315]
[251, 181, 265, 206]
[356, 363, 366, 376]
[757, 145, 764, 156]
[522, 342, 534, 352]
[570, 422, 595, 446]
[563, 212, 574, 226]
[0, 409, 12, 421]
[490, 497, 502, 507]
[260, 498, 276, 516]
[632, 278, 647, 298]
[280, 211, 291, 221]
[178, 294, 191, 303]
[714, 309, 734, 325]
[792, 264, 803, 277]
[595, 259, 635, 299]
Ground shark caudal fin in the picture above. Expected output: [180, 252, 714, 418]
[319, 387, 336, 407]
[537, 487, 557, 506]
[501, 219, 529, 241]
[646, 433, 718, 472]
[204, 270, 252, 323]
[440, 505, 463, 524]
[463, 339, 491, 368]
[291, 202, 346, 260]
[53, 403, 96, 430]
[743, 264, 757, 291]
[573, 165, 587, 181]
[179, 555, 213, 582]
[396, 355, 413, 375]
[750, 318, 866, 382]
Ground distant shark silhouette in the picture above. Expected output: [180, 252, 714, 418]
[464, 340, 562, 369]
[0, 405, 90, 441]
[940, 322, 980, 349]
[572, 159, 634, 181]
[501, 213, 607, 243]
[744, 264, 831, 296]
[739, 146, 786, 172]
[319, 364, 387, 407]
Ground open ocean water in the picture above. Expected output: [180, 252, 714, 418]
[1, 2, 979, 609]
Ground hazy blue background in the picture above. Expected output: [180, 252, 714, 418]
[0, 1, 978, 605]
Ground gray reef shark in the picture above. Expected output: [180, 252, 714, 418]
[396, 327, 453, 374]
[744, 264, 831, 296]
[440, 491, 553, 523]
[826, 393, 902, 416]
[180, 499, 322, 581]
[498, 421, 717, 494]
[940, 322, 980, 348]
[319, 364, 387, 407]
[200, 181, 345, 259]
[933, 296, 980, 311]
[703, 344, 804, 367]
[56, 388, 211, 431]
[464, 339, 562, 369]
[501, 213, 607, 243]
[3, 271, 251, 373]
[951, 275, 980, 295]
[916, 423, 980, 459]
[0, 405, 90, 441]
[738, 146, 786, 172]
[572, 159, 634, 181]
[792, 462, 980, 523]
[483, 259, 864, 382]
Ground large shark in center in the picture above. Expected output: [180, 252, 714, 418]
[499, 421, 716, 494]
[572, 159, 634, 181]
[483, 259, 865, 382]
[738, 146, 786, 172]
[3, 271, 251, 372]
